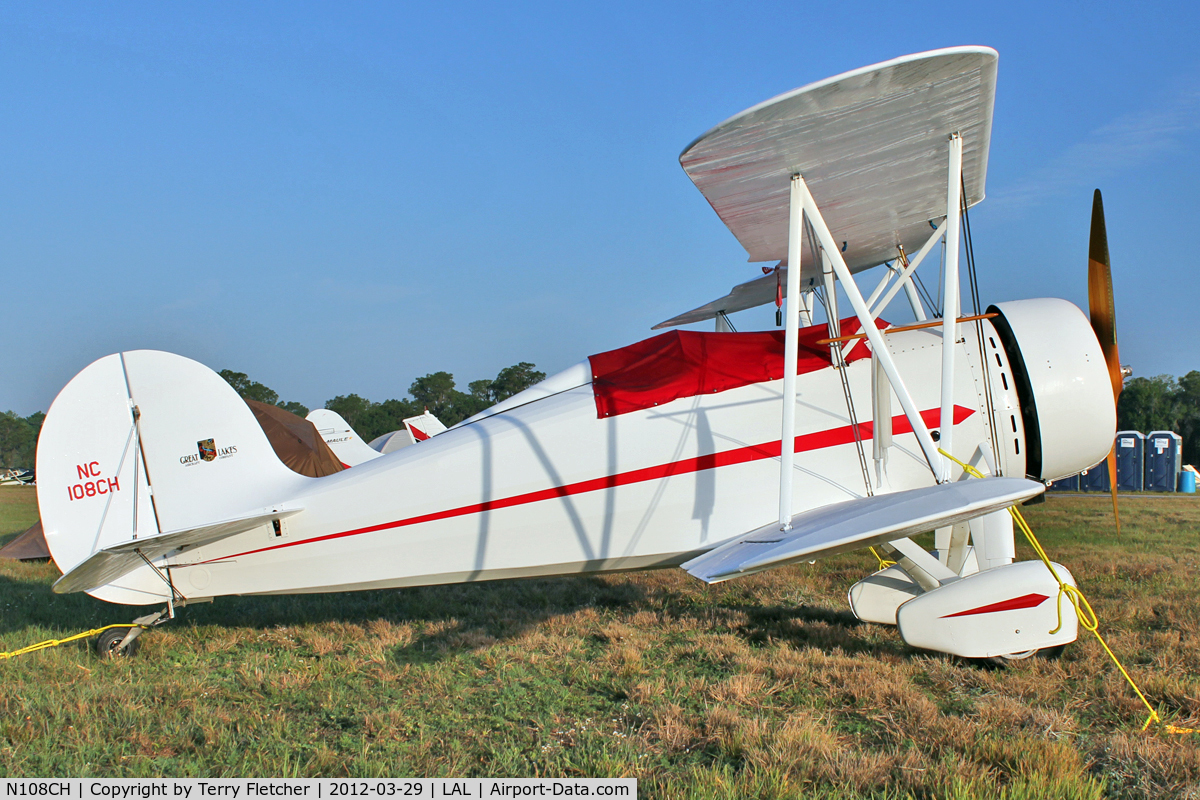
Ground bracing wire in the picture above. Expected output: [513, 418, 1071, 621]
[960, 177, 1002, 468]
[912, 270, 941, 319]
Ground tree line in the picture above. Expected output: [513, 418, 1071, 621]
[0, 411, 43, 471]
[222, 363, 548, 443]
[323, 362, 546, 442]
[0, 363, 548, 469]
[1117, 372, 1200, 464]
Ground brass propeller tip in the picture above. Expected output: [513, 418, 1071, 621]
[1089, 189, 1109, 268]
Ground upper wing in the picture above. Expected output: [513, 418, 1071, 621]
[681, 46, 996, 275]
[682, 477, 1040, 584]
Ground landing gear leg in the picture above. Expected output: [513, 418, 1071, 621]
[95, 551, 197, 658]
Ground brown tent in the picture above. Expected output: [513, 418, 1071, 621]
[245, 400, 346, 478]
[0, 520, 50, 561]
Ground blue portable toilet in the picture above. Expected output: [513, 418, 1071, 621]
[1114, 431, 1145, 492]
[1080, 464, 1110, 492]
[1145, 431, 1182, 492]
[1049, 474, 1080, 491]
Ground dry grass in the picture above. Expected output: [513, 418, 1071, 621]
[1, 487, 1198, 797]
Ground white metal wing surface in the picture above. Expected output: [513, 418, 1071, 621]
[681, 46, 997, 276]
[682, 477, 1042, 584]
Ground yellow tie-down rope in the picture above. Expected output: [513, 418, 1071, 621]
[869, 546, 896, 571]
[938, 449, 1195, 735]
[0, 624, 146, 661]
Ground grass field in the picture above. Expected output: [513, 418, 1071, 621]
[1, 485, 1198, 798]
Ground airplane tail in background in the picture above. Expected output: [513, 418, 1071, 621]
[365, 410, 448, 454]
[404, 410, 448, 442]
[36, 351, 309, 602]
[306, 408, 383, 466]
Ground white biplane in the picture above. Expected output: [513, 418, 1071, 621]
[36, 46, 1124, 659]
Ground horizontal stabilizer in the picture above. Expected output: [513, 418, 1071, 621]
[682, 477, 1042, 584]
[53, 505, 302, 594]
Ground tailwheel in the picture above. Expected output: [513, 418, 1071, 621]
[94, 627, 141, 659]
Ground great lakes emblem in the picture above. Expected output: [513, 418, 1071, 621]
[198, 438, 217, 462]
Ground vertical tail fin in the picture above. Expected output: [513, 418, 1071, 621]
[37, 350, 308, 602]
[404, 410, 448, 441]
[305, 408, 383, 466]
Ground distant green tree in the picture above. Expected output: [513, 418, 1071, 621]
[372, 398, 420, 439]
[25, 411, 44, 439]
[324, 362, 548, 436]
[0, 411, 38, 469]
[468, 378, 494, 404]
[219, 370, 280, 405]
[1177, 371, 1200, 464]
[465, 362, 547, 406]
[409, 372, 460, 416]
[1116, 372, 1200, 465]
[219, 369, 309, 418]
[491, 362, 546, 403]
[278, 401, 310, 418]
[1118, 375, 1181, 434]
[325, 394, 376, 435]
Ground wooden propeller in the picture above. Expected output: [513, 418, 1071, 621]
[1087, 189, 1123, 533]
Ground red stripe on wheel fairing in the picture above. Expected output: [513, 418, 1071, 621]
[204, 405, 975, 563]
[940, 593, 1049, 618]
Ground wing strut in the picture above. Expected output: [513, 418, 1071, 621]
[939, 133, 964, 477]
[777, 135, 966, 522]
[777, 177, 805, 529]
[781, 176, 954, 487]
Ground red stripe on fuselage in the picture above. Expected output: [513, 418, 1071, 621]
[940, 593, 1049, 618]
[204, 404, 975, 563]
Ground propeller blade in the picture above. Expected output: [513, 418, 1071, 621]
[1087, 189, 1122, 534]
[1087, 190, 1123, 400]
[1106, 447, 1120, 535]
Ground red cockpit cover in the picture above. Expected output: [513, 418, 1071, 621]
[588, 318, 884, 419]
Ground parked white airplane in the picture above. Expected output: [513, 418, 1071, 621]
[369, 410, 449, 454]
[304, 408, 382, 467]
[306, 408, 448, 466]
[35, 47, 1122, 659]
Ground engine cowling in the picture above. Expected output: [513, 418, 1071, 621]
[987, 298, 1116, 482]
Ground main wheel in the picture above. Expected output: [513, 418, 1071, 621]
[982, 645, 1066, 667]
[94, 627, 140, 658]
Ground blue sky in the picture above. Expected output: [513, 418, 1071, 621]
[3, 2, 1198, 415]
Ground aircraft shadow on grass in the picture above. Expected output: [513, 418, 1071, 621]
[0, 565, 897, 663]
